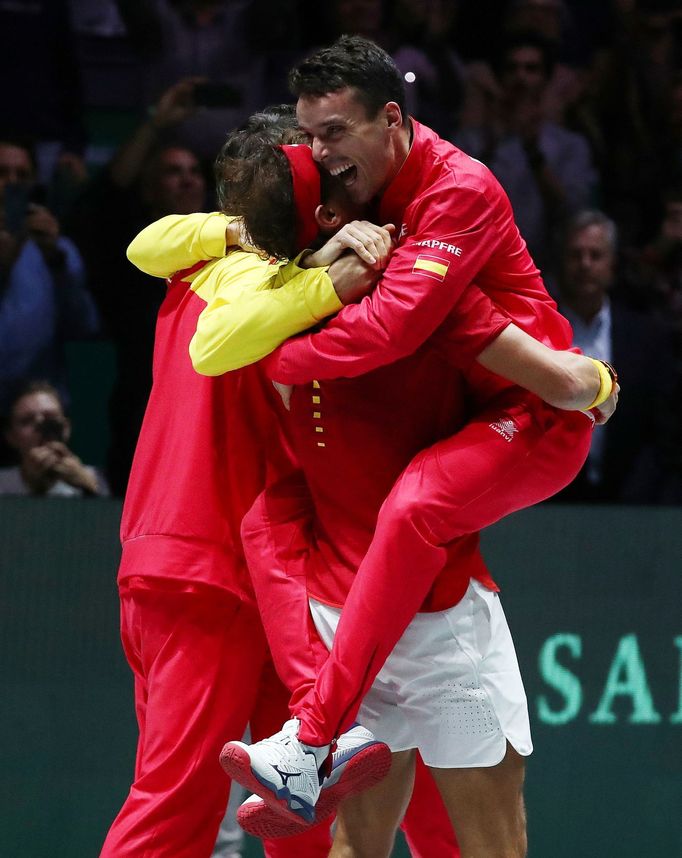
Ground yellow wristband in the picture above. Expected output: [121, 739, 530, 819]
[585, 359, 614, 410]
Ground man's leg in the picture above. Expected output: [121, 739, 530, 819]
[237, 488, 460, 853]
[100, 588, 268, 858]
[330, 751, 416, 858]
[401, 754, 460, 857]
[312, 576, 530, 857]
[294, 400, 592, 746]
[240, 472, 331, 699]
[429, 744, 527, 858]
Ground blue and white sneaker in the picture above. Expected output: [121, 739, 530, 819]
[220, 718, 329, 825]
[233, 724, 392, 838]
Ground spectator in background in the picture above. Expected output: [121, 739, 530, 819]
[553, 210, 674, 503]
[625, 186, 682, 501]
[113, 0, 298, 159]
[626, 184, 682, 338]
[586, 0, 682, 246]
[0, 140, 100, 416]
[0, 381, 108, 497]
[455, 30, 598, 275]
[499, 0, 608, 125]
[70, 82, 207, 495]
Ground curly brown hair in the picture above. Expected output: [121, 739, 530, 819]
[215, 105, 305, 210]
[219, 145, 298, 260]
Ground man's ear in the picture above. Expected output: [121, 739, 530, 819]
[314, 202, 343, 234]
[385, 101, 403, 130]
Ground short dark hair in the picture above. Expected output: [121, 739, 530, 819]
[214, 104, 305, 215]
[498, 31, 556, 80]
[4, 380, 65, 428]
[289, 35, 407, 120]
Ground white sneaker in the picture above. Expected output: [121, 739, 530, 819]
[219, 718, 329, 824]
[235, 724, 392, 838]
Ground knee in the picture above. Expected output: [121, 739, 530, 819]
[377, 483, 440, 544]
[332, 824, 395, 858]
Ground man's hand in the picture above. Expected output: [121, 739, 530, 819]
[48, 442, 98, 492]
[225, 218, 262, 254]
[301, 221, 395, 270]
[23, 444, 62, 493]
[327, 252, 380, 305]
[592, 383, 619, 426]
[152, 78, 202, 129]
[25, 204, 60, 255]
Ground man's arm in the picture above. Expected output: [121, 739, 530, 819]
[127, 213, 234, 278]
[264, 186, 503, 384]
[189, 221, 390, 375]
[190, 252, 378, 375]
[477, 324, 618, 424]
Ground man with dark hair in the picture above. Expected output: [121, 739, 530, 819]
[0, 139, 99, 414]
[215, 36, 617, 858]
[0, 380, 106, 496]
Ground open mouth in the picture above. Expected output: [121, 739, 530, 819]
[329, 162, 357, 187]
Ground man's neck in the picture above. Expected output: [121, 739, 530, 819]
[384, 121, 413, 189]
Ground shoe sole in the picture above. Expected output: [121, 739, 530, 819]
[219, 743, 313, 827]
[236, 742, 392, 839]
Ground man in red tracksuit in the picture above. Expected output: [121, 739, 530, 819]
[101, 108, 463, 858]
[98, 109, 342, 858]
[219, 37, 618, 858]
[98, 262, 338, 858]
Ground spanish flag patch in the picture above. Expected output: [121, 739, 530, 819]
[412, 255, 450, 281]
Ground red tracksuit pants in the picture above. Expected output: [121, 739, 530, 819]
[99, 584, 332, 858]
[243, 394, 592, 750]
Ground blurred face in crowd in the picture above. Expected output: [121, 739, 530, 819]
[5, 391, 69, 457]
[297, 88, 406, 207]
[0, 143, 34, 266]
[0, 143, 34, 199]
[145, 147, 206, 215]
[561, 223, 614, 306]
[502, 46, 547, 99]
[333, 0, 383, 38]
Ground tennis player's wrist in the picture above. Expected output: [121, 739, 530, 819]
[585, 359, 618, 410]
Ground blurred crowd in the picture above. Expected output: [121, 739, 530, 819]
[1, 0, 681, 504]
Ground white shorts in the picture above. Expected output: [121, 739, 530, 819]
[309, 579, 533, 768]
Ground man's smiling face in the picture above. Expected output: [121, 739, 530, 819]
[296, 87, 404, 206]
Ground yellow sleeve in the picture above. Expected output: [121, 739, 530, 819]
[126, 213, 233, 278]
[189, 256, 343, 375]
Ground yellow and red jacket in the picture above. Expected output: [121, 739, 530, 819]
[118, 213, 340, 598]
